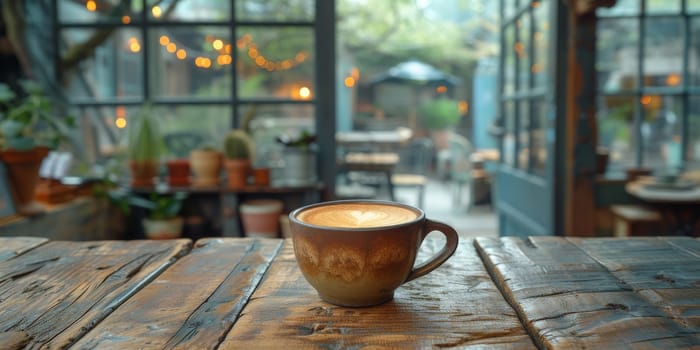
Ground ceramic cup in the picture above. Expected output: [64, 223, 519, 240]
[289, 199, 459, 307]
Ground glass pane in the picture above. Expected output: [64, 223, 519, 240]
[597, 96, 636, 173]
[61, 28, 144, 102]
[504, 0, 517, 20]
[646, 0, 680, 14]
[643, 18, 683, 88]
[149, 27, 231, 99]
[503, 101, 516, 166]
[641, 95, 682, 170]
[532, 0, 549, 88]
[688, 96, 700, 170]
[241, 104, 315, 168]
[597, 18, 639, 92]
[597, 0, 640, 17]
[146, 0, 230, 22]
[236, 0, 314, 21]
[58, 0, 139, 24]
[517, 14, 531, 91]
[503, 24, 516, 95]
[155, 105, 232, 158]
[517, 101, 530, 170]
[692, 18, 700, 87]
[531, 99, 547, 176]
[690, 0, 700, 14]
[237, 27, 315, 99]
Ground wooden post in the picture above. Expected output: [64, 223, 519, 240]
[564, 1, 613, 236]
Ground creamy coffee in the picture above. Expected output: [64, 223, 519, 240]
[297, 203, 418, 228]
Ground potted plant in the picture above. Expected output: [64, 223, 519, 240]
[223, 129, 253, 189]
[163, 132, 204, 187]
[109, 189, 187, 239]
[190, 145, 222, 187]
[276, 130, 317, 187]
[0, 80, 75, 216]
[417, 98, 462, 150]
[128, 104, 163, 188]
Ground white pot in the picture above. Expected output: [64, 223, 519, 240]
[143, 217, 184, 240]
[240, 199, 284, 238]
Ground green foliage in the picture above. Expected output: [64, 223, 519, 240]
[108, 189, 187, 220]
[417, 99, 461, 130]
[224, 129, 253, 159]
[128, 104, 163, 162]
[276, 129, 317, 150]
[0, 80, 75, 151]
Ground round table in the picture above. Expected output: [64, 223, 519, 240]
[626, 180, 700, 236]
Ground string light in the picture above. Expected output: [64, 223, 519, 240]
[121, 15, 131, 24]
[152, 6, 162, 18]
[133, 31, 308, 71]
[86, 0, 97, 12]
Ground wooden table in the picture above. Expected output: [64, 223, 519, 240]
[338, 152, 400, 201]
[1, 236, 698, 349]
[626, 179, 700, 236]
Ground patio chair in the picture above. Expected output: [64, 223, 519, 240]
[391, 137, 434, 208]
[446, 133, 474, 209]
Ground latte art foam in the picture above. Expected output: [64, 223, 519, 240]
[297, 203, 418, 228]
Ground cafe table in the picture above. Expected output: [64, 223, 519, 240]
[0, 235, 698, 349]
[626, 178, 700, 236]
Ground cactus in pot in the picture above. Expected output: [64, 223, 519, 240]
[223, 129, 253, 188]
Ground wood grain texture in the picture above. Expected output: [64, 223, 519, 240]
[0, 239, 191, 349]
[220, 237, 535, 349]
[0, 237, 47, 262]
[571, 237, 700, 329]
[476, 236, 700, 349]
[72, 238, 282, 350]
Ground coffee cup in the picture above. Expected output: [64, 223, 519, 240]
[289, 199, 459, 307]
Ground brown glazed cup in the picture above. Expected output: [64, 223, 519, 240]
[289, 200, 459, 307]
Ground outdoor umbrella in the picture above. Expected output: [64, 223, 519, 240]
[368, 59, 462, 87]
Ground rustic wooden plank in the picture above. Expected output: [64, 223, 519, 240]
[72, 238, 282, 350]
[476, 237, 700, 349]
[220, 237, 535, 349]
[570, 237, 700, 330]
[0, 237, 48, 262]
[0, 239, 191, 349]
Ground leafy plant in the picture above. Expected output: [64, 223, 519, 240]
[276, 129, 317, 150]
[224, 129, 253, 159]
[128, 103, 163, 162]
[108, 189, 187, 220]
[417, 99, 461, 130]
[0, 80, 75, 151]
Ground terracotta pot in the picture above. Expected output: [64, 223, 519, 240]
[166, 159, 190, 187]
[240, 199, 283, 238]
[252, 167, 271, 186]
[0, 147, 49, 216]
[129, 160, 159, 188]
[224, 158, 251, 189]
[190, 149, 222, 187]
[142, 217, 183, 240]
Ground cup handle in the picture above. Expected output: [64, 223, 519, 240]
[404, 219, 459, 283]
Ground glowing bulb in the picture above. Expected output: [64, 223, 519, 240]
[152, 6, 162, 18]
[159, 35, 170, 46]
[344, 76, 356, 88]
[121, 16, 131, 24]
[86, 0, 97, 12]
[299, 86, 311, 99]
[176, 49, 187, 60]
[641, 95, 652, 105]
[115, 118, 127, 129]
[212, 39, 224, 50]
[458, 100, 469, 114]
[166, 43, 176, 53]
[436, 85, 447, 94]
[129, 42, 141, 53]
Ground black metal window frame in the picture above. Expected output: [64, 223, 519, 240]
[596, 0, 699, 169]
[499, 0, 548, 175]
[50, 1, 337, 192]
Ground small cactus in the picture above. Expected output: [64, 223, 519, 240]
[224, 129, 252, 160]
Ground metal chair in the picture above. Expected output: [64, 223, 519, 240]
[391, 138, 434, 208]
